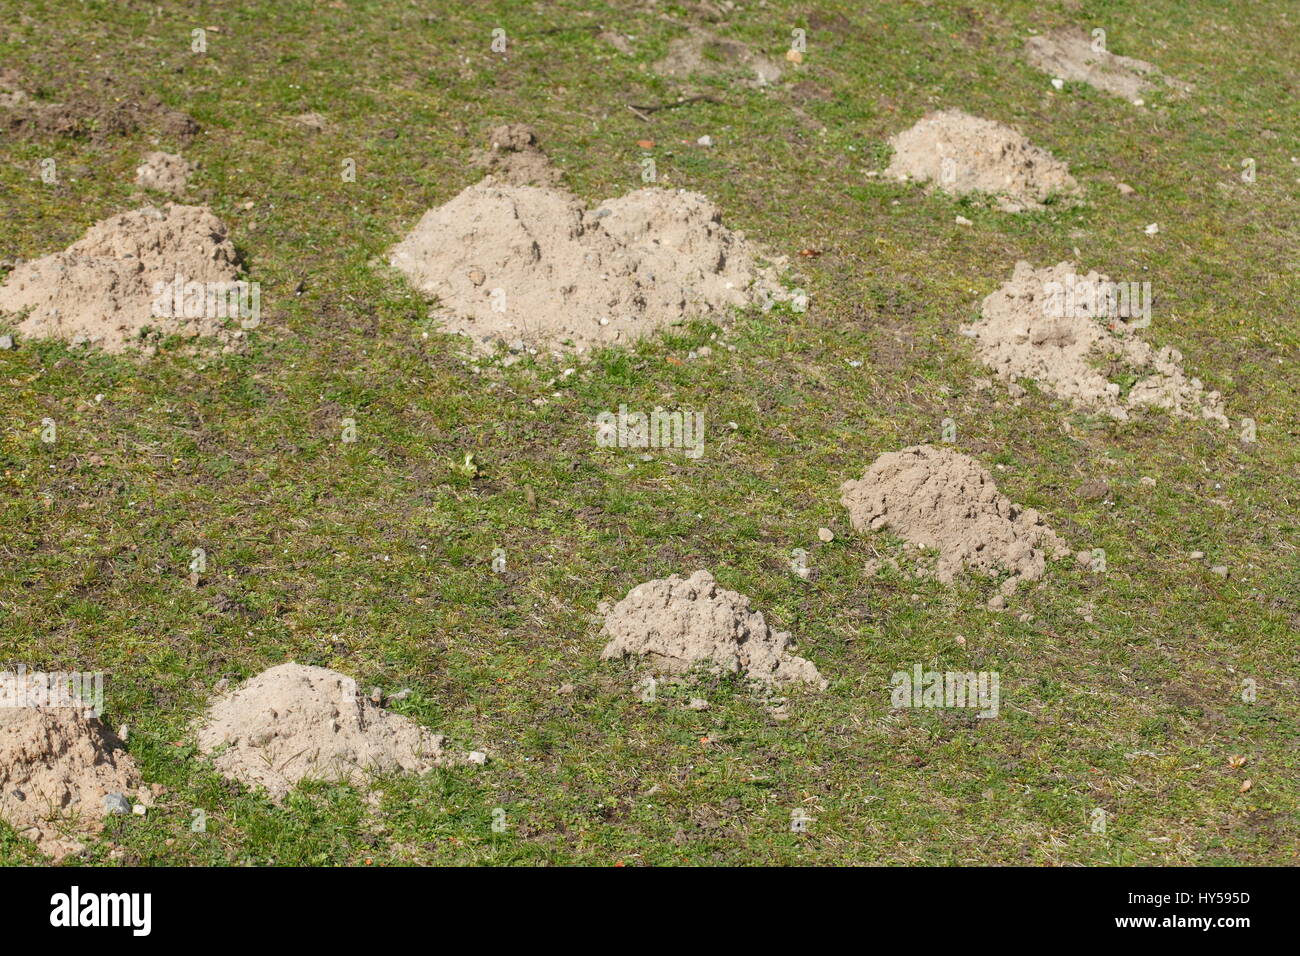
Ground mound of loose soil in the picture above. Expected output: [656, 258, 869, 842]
[600, 570, 826, 688]
[840, 444, 1070, 592]
[653, 30, 782, 86]
[195, 663, 467, 802]
[1024, 29, 1191, 100]
[885, 108, 1079, 212]
[472, 124, 563, 187]
[0, 203, 244, 354]
[389, 180, 783, 353]
[960, 261, 1228, 426]
[135, 151, 194, 196]
[0, 674, 150, 861]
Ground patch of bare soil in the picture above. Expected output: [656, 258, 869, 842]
[0, 72, 198, 141]
[1024, 29, 1192, 100]
[653, 29, 782, 86]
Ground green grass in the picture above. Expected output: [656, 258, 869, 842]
[0, 0, 1297, 865]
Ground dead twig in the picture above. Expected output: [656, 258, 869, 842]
[626, 94, 723, 121]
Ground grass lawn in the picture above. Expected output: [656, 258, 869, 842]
[0, 0, 1296, 865]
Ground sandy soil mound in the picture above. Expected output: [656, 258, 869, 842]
[389, 181, 783, 353]
[135, 151, 194, 196]
[654, 30, 782, 85]
[196, 663, 467, 802]
[1024, 29, 1191, 100]
[600, 570, 826, 688]
[886, 109, 1079, 212]
[840, 445, 1070, 592]
[472, 124, 562, 187]
[961, 261, 1228, 426]
[0, 203, 245, 354]
[0, 674, 150, 861]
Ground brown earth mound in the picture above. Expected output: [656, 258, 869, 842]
[960, 261, 1228, 426]
[0, 673, 150, 861]
[840, 444, 1070, 592]
[389, 180, 784, 354]
[472, 124, 563, 187]
[0, 72, 198, 140]
[196, 663, 469, 802]
[0, 203, 246, 354]
[885, 108, 1079, 212]
[135, 151, 195, 196]
[600, 570, 826, 688]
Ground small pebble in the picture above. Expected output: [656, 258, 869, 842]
[817, 527, 834, 542]
[103, 793, 130, 815]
